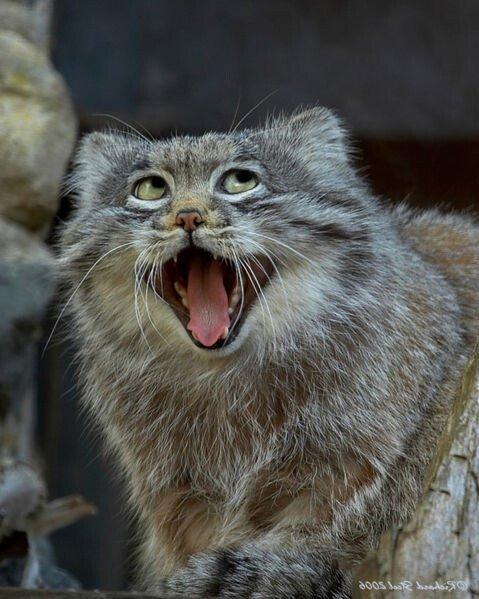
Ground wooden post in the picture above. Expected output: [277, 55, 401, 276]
[355, 347, 479, 598]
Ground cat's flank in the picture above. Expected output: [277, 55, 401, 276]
[59, 108, 478, 598]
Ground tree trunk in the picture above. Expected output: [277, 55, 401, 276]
[355, 347, 479, 598]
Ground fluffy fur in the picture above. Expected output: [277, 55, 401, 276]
[58, 108, 479, 598]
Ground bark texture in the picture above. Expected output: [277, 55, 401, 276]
[355, 347, 479, 598]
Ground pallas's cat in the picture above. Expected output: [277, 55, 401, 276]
[59, 108, 478, 598]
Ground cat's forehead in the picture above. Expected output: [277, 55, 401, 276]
[148, 133, 242, 175]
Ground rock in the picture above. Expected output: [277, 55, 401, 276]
[0, 460, 46, 538]
[0, 218, 56, 423]
[0, 217, 56, 333]
[0, 28, 76, 232]
[0, 550, 81, 590]
[0, 2, 84, 591]
[0, 1, 37, 46]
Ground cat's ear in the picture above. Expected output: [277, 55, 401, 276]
[287, 107, 351, 163]
[73, 131, 125, 174]
[68, 131, 145, 202]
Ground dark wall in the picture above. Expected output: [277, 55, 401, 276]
[41, 0, 478, 592]
[52, 0, 479, 137]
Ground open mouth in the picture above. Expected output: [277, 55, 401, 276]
[145, 247, 274, 349]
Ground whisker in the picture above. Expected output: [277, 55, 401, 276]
[238, 238, 292, 313]
[147, 253, 190, 320]
[225, 247, 246, 344]
[92, 113, 152, 144]
[236, 257, 270, 336]
[134, 249, 153, 350]
[143, 244, 172, 346]
[43, 241, 137, 355]
[247, 231, 317, 267]
[227, 94, 242, 134]
[241, 258, 275, 334]
[231, 89, 279, 133]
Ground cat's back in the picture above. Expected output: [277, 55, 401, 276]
[391, 204, 479, 342]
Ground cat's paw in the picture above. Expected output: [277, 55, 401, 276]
[162, 548, 351, 598]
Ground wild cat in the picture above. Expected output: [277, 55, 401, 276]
[59, 108, 478, 598]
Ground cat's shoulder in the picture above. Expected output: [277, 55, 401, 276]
[389, 202, 479, 339]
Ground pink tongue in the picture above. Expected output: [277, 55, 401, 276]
[186, 257, 231, 347]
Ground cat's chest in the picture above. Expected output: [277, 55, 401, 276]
[148, 397, 282, 490]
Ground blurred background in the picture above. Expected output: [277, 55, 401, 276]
[28, 0, 479, 591]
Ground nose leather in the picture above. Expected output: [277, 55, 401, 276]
[175, 209, 204, 232]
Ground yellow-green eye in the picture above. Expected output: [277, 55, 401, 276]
[222, 170, 258, 194]
[133, 176, 167, 200]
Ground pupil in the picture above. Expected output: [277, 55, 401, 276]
[236, 170, 252, 183]
[149, 176, 164, 188]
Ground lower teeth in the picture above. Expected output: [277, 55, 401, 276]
[228, 288, 240, 313]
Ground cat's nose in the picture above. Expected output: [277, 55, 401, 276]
[175, 209, 204, 232]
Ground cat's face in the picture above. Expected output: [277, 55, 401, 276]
[61, 108, 374, 357]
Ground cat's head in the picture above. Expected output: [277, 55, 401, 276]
[60, 108, 377, 358]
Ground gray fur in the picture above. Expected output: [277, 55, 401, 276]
[58, 108, 479, 598]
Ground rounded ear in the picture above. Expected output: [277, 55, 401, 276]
[287, 106, 351, 162]
[253, 106, 362, 192]
[67, 131, 147, 203]
[73, 131, 126, 172]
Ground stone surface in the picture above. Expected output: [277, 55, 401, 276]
[0, 1, 83, 591]
[0, 1, 37, 45]
[0, 539, 81, 590]
[0, 25, 76, 231]
[0, 218, 56, 328]
[0, 218, 56, 422]
[0, 460, 46, 537]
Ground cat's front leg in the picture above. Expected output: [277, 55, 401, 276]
[153, 461, 380, 597]
[155, 465, 398, 598]
[158, 545, 352, 599]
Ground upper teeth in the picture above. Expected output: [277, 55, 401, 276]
[174, 281, 188, 307]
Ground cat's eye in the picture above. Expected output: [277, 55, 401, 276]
[133, 176, 167, 200]
[222, 170, 258, 194]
